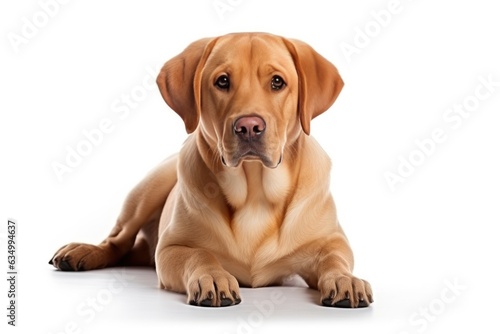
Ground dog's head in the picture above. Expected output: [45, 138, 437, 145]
[157, 33, 343, 168]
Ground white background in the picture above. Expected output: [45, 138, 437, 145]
[1, 0, 500, 333]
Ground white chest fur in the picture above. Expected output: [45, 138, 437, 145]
[217, 161, 291, 260]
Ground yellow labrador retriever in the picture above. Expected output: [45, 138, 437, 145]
[49, 32, 373, 308]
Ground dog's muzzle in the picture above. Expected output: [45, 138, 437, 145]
[221, 115, 282, 168]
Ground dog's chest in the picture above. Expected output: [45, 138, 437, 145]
[218, 162, 291, 260]
[231, 199, 276, 254]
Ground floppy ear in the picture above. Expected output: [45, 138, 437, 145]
[156, 38, 218, 133]
[282, 38, 344, 135]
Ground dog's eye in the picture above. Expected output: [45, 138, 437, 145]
[215, 75, 230, 90]
[271, 75, 286, 90]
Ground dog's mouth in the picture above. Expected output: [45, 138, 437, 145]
[221, 149, 282, 169]
[219, 128, 283, 168]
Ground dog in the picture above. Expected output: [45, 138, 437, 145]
[49, 32, 373, 308]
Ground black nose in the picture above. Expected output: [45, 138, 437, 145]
[233, 116, 266, 141]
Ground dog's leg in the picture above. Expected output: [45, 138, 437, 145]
[308, 236, 374, 308]
[155, 245, 241, 307]
[116, 221, 159, 267]
[49, 155, 178, 271]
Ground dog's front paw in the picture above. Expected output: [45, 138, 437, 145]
[187, 268, 241, 307]
[319, 274, 373, 308]
[49, 243, 110, 271]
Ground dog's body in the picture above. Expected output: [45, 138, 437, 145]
[50, 33, 373, 308]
